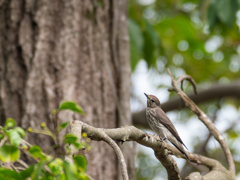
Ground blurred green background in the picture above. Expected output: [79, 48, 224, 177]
[128, 0, 240, 179]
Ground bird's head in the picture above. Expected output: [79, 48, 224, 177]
[144, 93, 161, 108]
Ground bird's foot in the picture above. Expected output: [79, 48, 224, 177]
[144, 133, 152, 141]
[144, 133, 151, 138]
[159, 137, 167, 142]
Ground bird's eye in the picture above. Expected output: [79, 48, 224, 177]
[151, 100, 154, 103]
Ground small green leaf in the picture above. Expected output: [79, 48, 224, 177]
[64, 134, 81, 149]
[29, 146, 45, 160]
[13, 127, 26, 138]
[5, 118, 16, 129]
[7, 130, 21, 146]
[0, 168, 22, 180]
[20, 165, 34, 179]
[48, 158, 63, 175]
[73, 155, 87, 171]
[31, 161, 45, 180]
[63, 161, 77, 180]
[75, 172, 89, 180]
[64, 134, 78, 143]
[0, 145, 20, 162]
[58, 122, 70, 132]
[59, 101, 85, 115]
[227, 131, 239, 139]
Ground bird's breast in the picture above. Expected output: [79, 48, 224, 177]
[146, 108, 166, 137]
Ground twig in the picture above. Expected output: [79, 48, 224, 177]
[101, 130, 129, 180]
[0, 136, 7, 147]
[70, 120, 129, 180]
[132, 81, 240, 128]
[167, 68, 235, 175]
[20, 139, 54, 175]
[17, 159, 29, 168]
[75, 120, 234, 180]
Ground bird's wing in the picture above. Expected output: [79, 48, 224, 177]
[154, 108, 188, 149]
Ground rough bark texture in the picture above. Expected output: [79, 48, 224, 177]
[0, 0, 132, 179]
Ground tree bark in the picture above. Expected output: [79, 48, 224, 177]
[0, 0, 132, 179]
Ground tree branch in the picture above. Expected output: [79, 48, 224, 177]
[167, 68, 235, 176]
[70, 121, 129, 180]
[71, 120, 234, 180]
[65, 120, 82, 163]
[80, 121, 181, 180]
[132, 81, 240, 128]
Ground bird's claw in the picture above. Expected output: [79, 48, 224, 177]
[159, 137, 167, 142]
[144, 133, 151, 141]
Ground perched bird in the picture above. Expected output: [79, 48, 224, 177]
[144, 93, 190, 160]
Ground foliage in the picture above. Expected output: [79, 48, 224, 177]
[0, 101, 89, 180]
[59, 101, 85, 115]
[128, 0, 240, 83]
[129, 0, 240, 179]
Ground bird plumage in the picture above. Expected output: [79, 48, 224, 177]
[144, 93, 190, 160]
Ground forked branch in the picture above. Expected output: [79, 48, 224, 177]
[69, 120, 234, 180]
[167, 68, 235, 176]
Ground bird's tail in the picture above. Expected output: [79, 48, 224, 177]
[169, 141, 190, 161]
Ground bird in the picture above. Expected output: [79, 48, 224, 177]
[144, 93, 190, 160]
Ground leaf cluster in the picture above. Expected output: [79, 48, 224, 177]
[0, 101, 89, 180]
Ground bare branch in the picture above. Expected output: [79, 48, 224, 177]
[76, 121, 129, 180]
[72, 120, 234, 180]
[80, 121, 180, 180]
[17, 159, 29, 168]
[101, 130, 129, 180]
[132, 81, 240, 128]
[167, 68, 235, 175]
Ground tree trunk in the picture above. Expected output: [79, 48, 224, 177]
[0, 0, 133, 179]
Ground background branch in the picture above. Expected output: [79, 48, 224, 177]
[167, 69, 235, 177]
[132, 81, 240, 127]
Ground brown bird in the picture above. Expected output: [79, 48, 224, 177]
[144, 93, 190, 160]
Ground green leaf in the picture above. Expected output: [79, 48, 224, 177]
[73, 155, 87, 171]
[7, 130, 21, 146]
[0, 145, 20, 162]
[207, 3, 217, 29]
[59, 101, 85, 115]
[227, 131, 239, 139]
[29, 146, 45, 160]
[63, 161, 77, 180]
[75, 172, 89, 180]
[48, 158, 63, 175]
[215, 0, 238, 27]
[0, 168, 22, 180]
[58, 122, 70, 132]
[64, 134, 78, 143]
[64, 134, 81, 149]
[13, 127, 26, 138]
[20, 165, 34, 179]
[31, 161, 45, 180]
[5, 118, 16, 129]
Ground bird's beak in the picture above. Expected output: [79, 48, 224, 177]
[144, 93, 148, 98]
